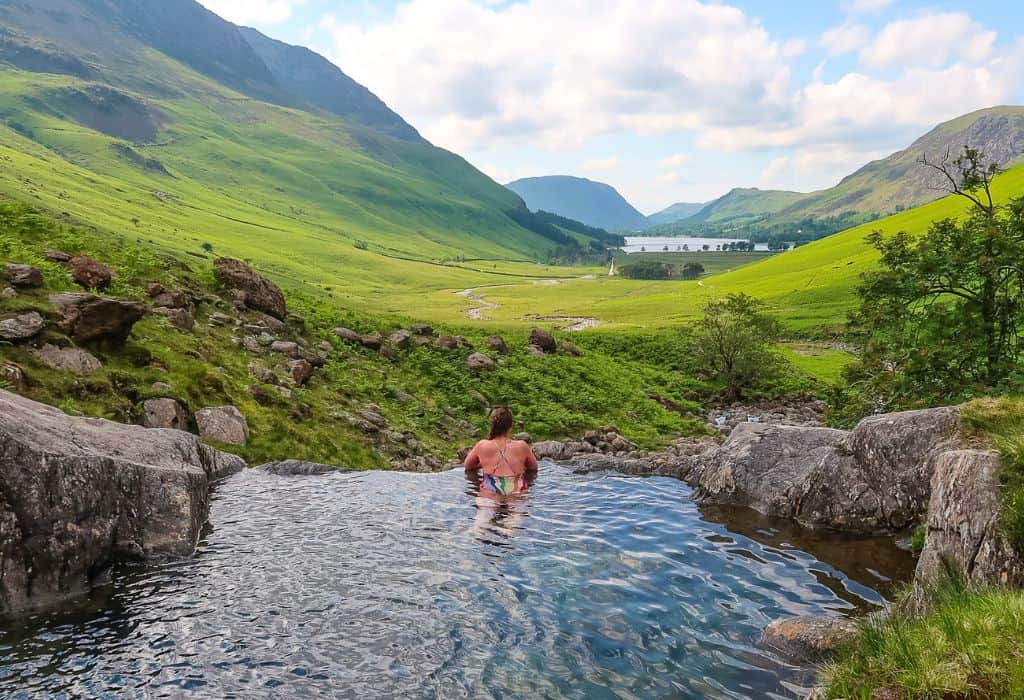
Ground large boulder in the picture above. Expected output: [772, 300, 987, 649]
[913, 450, 1024, 596]
[30, 344, 102, 376]
[4, 263, 43, 288]
[0, 389, 245, 614]
[50, 293, 146, 346]
[688, 407, 961, 534]
[195, 406, 249, 446]
[0, 311, 44, 340]
[68, 255, 113, 290]
[213, 258, 286, 320]
[529, 327, 557, 353]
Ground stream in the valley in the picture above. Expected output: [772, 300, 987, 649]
[0, 465, 915, 699]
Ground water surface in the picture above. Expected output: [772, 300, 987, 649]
[0, 466, 913, 699]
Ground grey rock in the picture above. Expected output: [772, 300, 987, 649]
[559, 340, 582, 356]
[45, 249, 71, 263]
[270, 340, 300, 357]
[437, 335, 470, 350]
[4, 263, 43, 288]
[195, 406, 249, 446]
[333, 327, 361, 343]
[0, 311, 44, 340]
[513, 432, 533, 443]
[1, 287, 16, 299]
[360, 333, 383, 350]
[0, 389, 244, 614]
[30, 344, 102, 376]
[760, 616, 859, 660]
[257, 332, 275, 346]
[532, 440, 572, 461]
[151, 290, 190, 309]
[389, 329, 413, 349]
[411, 323, 435, 337]
[688, 407, 962, 533]
[467, 352, 496, 371]
[248, 363, 279, 385]
[242, 336, 262, 353]
[209, 312, 233, 327]
[151, 382, 173, 393]
[913, 449, 1024, 600]
[1, 363, 27, 393]
[141, 398, 189, 431]
[152, 306, 194, 331]
[526, 344, 546, 357]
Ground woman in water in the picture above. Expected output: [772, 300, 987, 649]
[464, 407, 538, 496]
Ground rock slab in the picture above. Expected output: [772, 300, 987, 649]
[30, 344, 102, 376]
[0, 389, 244, 614]
[0, 311, 44, 340]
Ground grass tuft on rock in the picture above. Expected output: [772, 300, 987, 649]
[961, 397, 1024, 549]
[824, 573, 1024, 699]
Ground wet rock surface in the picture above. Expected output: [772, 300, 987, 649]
[0, 389, 245, 614]
[258, 460, 348, 476]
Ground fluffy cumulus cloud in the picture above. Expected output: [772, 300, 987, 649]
[320, 0, 797, 152]
[199, 0, 303, 25]
[317, 1, 1024, 195]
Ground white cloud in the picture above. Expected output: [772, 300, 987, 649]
[320, 0, 797, 153]
[657, 153, 689, 169]
[582, 156, 621, 172]
[760, 146, 891, 191]
[860, 13, 996, 70]
[656, 172, 681, 185]
[819, 22, 870, 57]
[842, 0, 894, 14]
[199, 0, 304, 25]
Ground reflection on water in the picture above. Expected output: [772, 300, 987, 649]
[0, 465, 914, 699]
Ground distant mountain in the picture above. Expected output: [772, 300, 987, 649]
[687, 188, 809, 225]
[783, 106, 1024, 220]
[0, 0, 561, 260]
[647, 202, 706, 226]
[506, 176, 649, 231]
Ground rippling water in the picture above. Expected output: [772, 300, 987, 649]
[0, 465, 914, 699]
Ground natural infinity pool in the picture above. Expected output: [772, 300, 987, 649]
[0, 465, 914, 699]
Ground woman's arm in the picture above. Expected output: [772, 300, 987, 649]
[464, 441, 483, 471]
[523, 444, 539, 473]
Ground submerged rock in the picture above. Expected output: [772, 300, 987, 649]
[0, 389, 245, 614]
[196, 406, 249, 446]
[213, 258, 286, 320]
[760, 615, 859, 660]
[259, 460, 349, 476]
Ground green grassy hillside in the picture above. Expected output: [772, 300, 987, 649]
[686, 187, 810, 225]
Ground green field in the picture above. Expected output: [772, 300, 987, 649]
[613, 250, 775, 275]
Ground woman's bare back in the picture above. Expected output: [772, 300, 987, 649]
[465, 438, 538, 477]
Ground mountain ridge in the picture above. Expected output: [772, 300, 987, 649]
[506, 175, 649, 231]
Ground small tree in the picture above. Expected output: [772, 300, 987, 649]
[695, 293, 783, 400]
[846, 147, 1024, 409]
[201, 242, 214, 253]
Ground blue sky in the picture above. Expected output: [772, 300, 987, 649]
[200, 0, 1024, 213]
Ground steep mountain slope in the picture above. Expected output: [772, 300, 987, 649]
[0, 0, 556, 273]
[238, 27, 422, 143]
[687, 188, 809, 225]
[781, 106, 1024, 220]
[506, 176, 649, 231]
[647, 202, 706, 226]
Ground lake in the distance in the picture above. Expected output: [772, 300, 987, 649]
[622, 236, 771, 253]
[0, 465, 914, 699]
